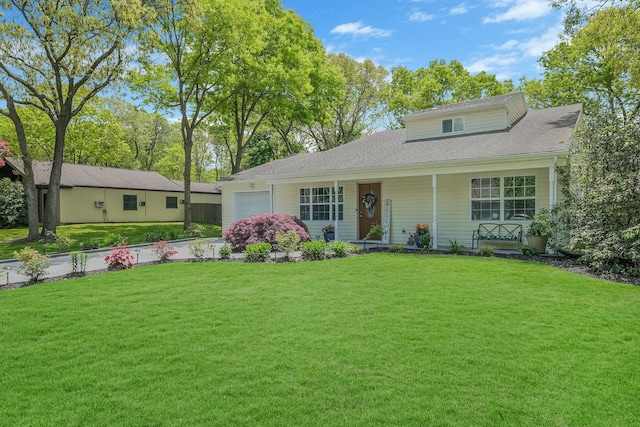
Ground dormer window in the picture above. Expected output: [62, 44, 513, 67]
[442, 117, 464, 134]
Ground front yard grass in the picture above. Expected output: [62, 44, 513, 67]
[1, 253, 639, 426]
[0, 222, 221, 259]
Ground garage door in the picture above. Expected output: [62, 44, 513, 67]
[234, 191, 271, 221]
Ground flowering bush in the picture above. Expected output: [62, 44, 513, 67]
[415, 224, 431, 249]
[415, 224, 430, 235]
[152, 241, 178, 262]
[188, 238, 210, 258]
[322, 224, 335, 233]
[0, 138, 9, 167]
[222, 213, 310, 251]
[14, 247, 50, 282]
[104, 245, 134, 270]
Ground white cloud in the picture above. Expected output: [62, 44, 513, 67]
[465, 54, 518, 73]
[409, 11, 435, 22]
[498, 39, 519, 50]
[518, 22, 563, 57]
[483, 0, 551, 23]
[330, 22, 393, 38]
[450, 3, 468, 15]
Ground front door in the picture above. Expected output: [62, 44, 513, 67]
[358, 183, 381, 240]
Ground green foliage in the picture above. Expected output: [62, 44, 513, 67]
[390, 243, 405, 253]
[104, 234, 127, 247]
[45, 231, 74, 253]
[244, 242, 271, 263]
[328, 240, 349, 258]
[477, 246, 495, 257]
[562, 111, 640, 274]
[13, 247, 50, 282]
[184, 224, 206, 238]
[0, 178, 28, 228]
[275, 230, 301, 260]
[300, 240, 326, 261]
[188, 239, 210, 258]
[447, 239, 466, 255]
[520, 245, 537, 257]
[366, 224, 386, 240]
[218, 245, 232, 260]
[144, 230, 168, 243]
[526, 208, 553, 237]
[79, 239, 101, 251]
[70, 251, 88, 275]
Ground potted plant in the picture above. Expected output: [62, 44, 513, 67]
[415, 223, 431, 249]
[322, 224, 335, 242]
[526, 209, 552, 253]
[366, 223, 386, 241]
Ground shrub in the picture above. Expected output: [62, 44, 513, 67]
[390, 243, 405, 253]
[80, 238, 101, 250]
[301, 240, 326, 261]
[144, 230, 167, 243]
[222, 213, 310, 251]
[520, 245, 537, 257]
[45, 231, 74, 253]
[105, 245, 134, 270]
[244, 242, 271, 262]
[14, 247, 50, 282]
[168, 229, 180, 240]
[328, 240, 349, 258]
[0, 178, 28, 228]
[218, 245, 232, 260]
[448, 239, 466, 255]
[184, 224, 206, 238]
[477, 246, 495, 257]
[188, 238, 210, 258]
[104, 234, 127, 247]
[152, 241, 179, 262]
[70, 251, 88, 275]
[275, 230, 301, 260]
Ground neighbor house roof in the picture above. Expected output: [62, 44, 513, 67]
[171, 180, 221, 194]
[223, 103, 581, 182]
[6, 159, 183, 192]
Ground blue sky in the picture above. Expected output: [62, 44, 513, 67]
[280, 0, 566, 81]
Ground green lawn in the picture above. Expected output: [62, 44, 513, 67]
[1, 254, 639, 426]
[0, 222, 221, 259]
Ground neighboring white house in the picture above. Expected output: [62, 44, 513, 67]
[219, 92, 582, 249]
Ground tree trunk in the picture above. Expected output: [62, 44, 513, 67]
[1, 88, 40, 239]
[182, 120, 193, 231]
[42, 113, 71, 236]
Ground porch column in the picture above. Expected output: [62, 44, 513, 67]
[432, 174, 438, 249]
[548, 157, 557, 208]
[334, 180, 339, 239]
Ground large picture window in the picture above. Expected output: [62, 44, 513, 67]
[471, 175, 536, 220]
[123, 194, 137, 211]
[299, 186, 344, 221]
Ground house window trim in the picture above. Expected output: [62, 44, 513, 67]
[470, 175, 537, 222]
[442, 117, 465, 135]
[123, 194, 137, 211]
[299, 186, 344, 222]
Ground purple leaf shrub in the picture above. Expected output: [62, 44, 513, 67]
[222, 213, 310, 251]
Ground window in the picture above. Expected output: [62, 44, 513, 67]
[123, 195, 137, 211]
[442, 117, 464, 134]
[471, 175, 536, 220]
[299, 186, 344, 221]
[166, 196, 178, 209]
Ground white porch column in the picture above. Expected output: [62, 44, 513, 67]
[548, 157, 557, 208]
[334, 180, 339, 239]
[432, 174, 438, 248]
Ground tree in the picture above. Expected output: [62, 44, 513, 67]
[386, 60, 514, 127]
[526, 3, 639, 118]
[220, 1, 332, 171]
[0, 0, 151, 237]
[559, 111, 640, 274]
[133, 0, 250, 229]
[304, 53, 388, 151]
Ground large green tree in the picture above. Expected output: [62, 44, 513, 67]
[133, 0, 250, 228]
[0, 0, 150, 237]
[304, 53, 388, 151]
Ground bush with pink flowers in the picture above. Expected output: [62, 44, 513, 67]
[222, 213, 310, 251]
[152, 241, 179, 262]
[104, 245, 134, 270]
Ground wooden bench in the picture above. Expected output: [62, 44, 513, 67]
[471, 223, 522, 249]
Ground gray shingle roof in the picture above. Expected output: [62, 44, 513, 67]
[404, 92, 522, 120]
[224, 103, 581, 182]
[7, 159, 184, 192]
[171, 180, 221, 194]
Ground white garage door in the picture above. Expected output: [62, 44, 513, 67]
[234, 191, 271, 221]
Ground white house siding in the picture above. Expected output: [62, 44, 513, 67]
[221, 182, 271, 228]
[434, 168, 551, 249]
[406, 107, 509, 141]
[506, 95, 528, 126]
[380, 176, 432, 244]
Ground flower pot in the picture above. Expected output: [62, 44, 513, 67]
[323, 232, 335, 242]
[526, 235, 549, 254]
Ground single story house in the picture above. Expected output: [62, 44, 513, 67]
[2, 159, 221, 224]
[219, 92, 582, 250]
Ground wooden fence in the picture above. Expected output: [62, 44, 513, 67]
[191, 203, 222, 225]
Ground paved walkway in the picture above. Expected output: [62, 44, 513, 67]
[0, 238, 231, 287]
